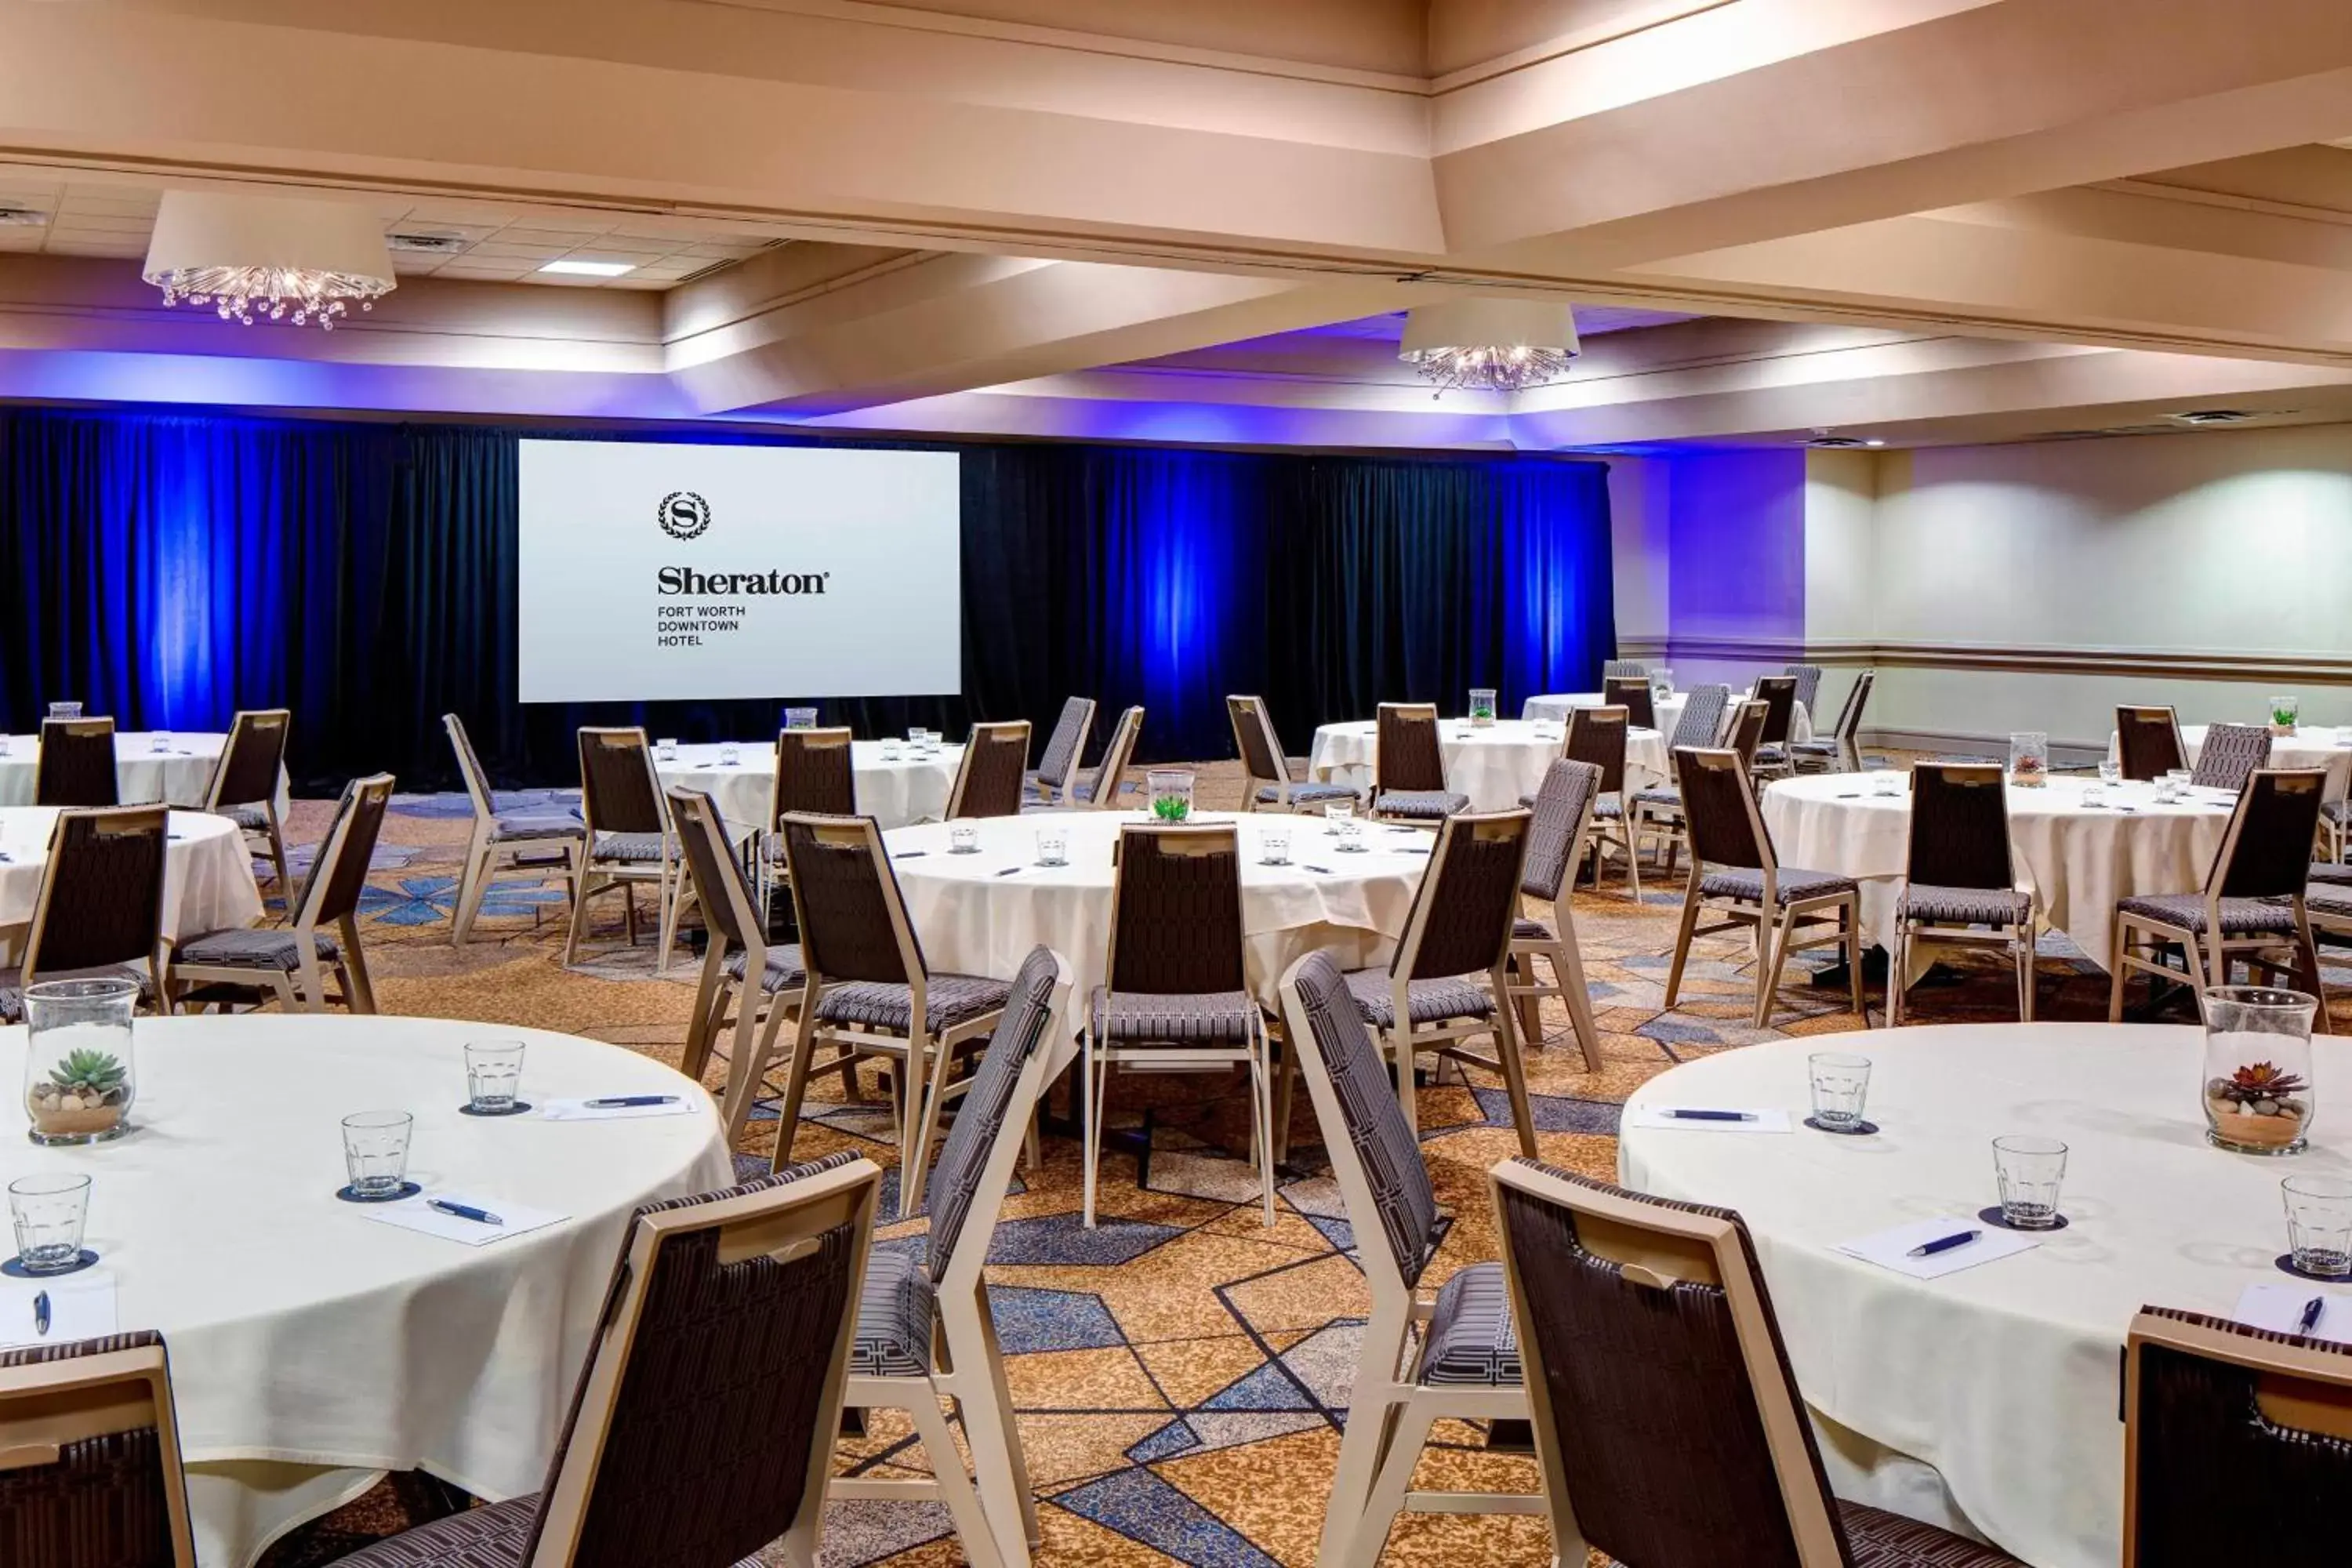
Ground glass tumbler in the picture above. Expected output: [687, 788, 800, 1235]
[1808, 1053, 1872, 1131]
[1034, 829, 1068, 868]
[8, 1173, 92, 1273]
[342, 1111, 416, 1199]
[1992, 1135, 2068, 1229]
[466, 1040, 528, 1114]
[1260, 828, 1292, 866]
[2283, 1175, 2352, 1278]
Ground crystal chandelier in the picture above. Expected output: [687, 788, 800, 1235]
[1399, 298, 1581, 397]
[143, 191, 396, 330]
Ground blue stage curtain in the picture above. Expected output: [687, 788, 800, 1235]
[0, 406, 1614, 786]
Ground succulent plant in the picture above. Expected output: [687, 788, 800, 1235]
[48, 1048, 127, 1102]
[2212, 1060, 2309, 1107]
[1152, 794, 1190, 822]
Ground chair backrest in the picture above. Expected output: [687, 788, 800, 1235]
[1390, 808, 1532, 982]
[1084, 706, 1144, 808]
[771, 728, 856, 824]
[1678, 747, 1772, 874]
[1904, 763, 2013, 892]
[1602, 659, 1647, 681]
[26, 807, 169, 982]
[1107, 825, 1247, 998]
[1564, 706, 1628, 798]
[1781, 664, 1824, 718]
[2123, 1305, 2352, 1568]
[0, 1330, 198, 1568]
[296, 773, 394, 930]
[523, 1153, 882, 1568]
[1490, 1160, 1853, 1568]
[1226, 695, 1285, 792]
[1602, 676, 1655, 731]
[1374, 702, 1446, 795]
[444, 712, 498, 822]
[775, 813, 920, 985]
[203, 710, 289, 811]
[1522, 759, 1602, 902]
[1277, 952, 1443, 1294]
[668, 787, 762, 956]
[923, 946, 1070, 1286]
[1751, 676, 1798, 747]
[2206, 768, 2328, 902]
[1034, 697, 1095, 791]
[1832, 670, 1875, 744]
[35, 719, 118, 808]
[577, 728, 666, 837]
[1726, 700, 1770, 766]
[2117, 706, 2187, 782]
[948, 720, 1031, 818]
[1668, 684, 1733, 751]
[2190, 722, 2272, 792]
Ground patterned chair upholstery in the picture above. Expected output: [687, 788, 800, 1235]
[1504, 757, 1606, 1069]
[1370, 704, 1468, 820]
[566, 727, 683, 971]
[2115, 704, 2188, 782]
[204, 709, 294, 898]
[1748, 675, 1802, 774]
[0, 806, 170, 1024]
[1893, 763, 2036, 1025]
[1228, 695, 1359, 813]
[1036, 704, 1142, 811]
[1566, 705, 1640, 895]
[947, 721, 1031, 819]
[444, 712, 583, 949]
[1630, 683, 1733, 872]
[34, 718, 118, 809]
[1601, 659, 1647, 681]
[1022, 696, 1095, 804]
[771, 728, 857, 820]
[1783, 662, 1824, 720]
[2189, 722, 2272, 792]
[1790, 670, 1877, 772]
[1602, 674, 1656, 731]
[851, 1250, 935, 1377]
[0, 1330, 198, 1568]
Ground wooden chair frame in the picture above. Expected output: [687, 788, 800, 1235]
[18, 805, 172, 1011]
[564, 727, 685, 974]
[1889, 764, 2038, 1027]
[946, 721, 1033, 819]
[203, 709, 293, 902]
[444, 713, 583, 948]
[1368, 702, 1451, 822]
[1503, 771, 1606, 1073]
[1024, 697, 1096, 808]
[667, 787, 806, 1147]
[1229, 694, 1349, 815]
[1791, 670, 1878, 776]
[0, 1337, 200, 1567]
[1565, 705, 1639, 898]
[1076, 705, 1143, 809]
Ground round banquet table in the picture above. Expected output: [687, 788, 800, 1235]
[886, 811, 1430, 1029]
[655, 739, 963, 833]
[1759, 772, 2234, 974]
[1305, 717, 1668, 812]
[0, 731, 292, 818]
[0, 808, 264, 953]
[1620, 1022, 2352, 1568]
[1521, 689, 1813, 743]
[2103, 723, 2352, 804]
[0, 1014, 731, 1568]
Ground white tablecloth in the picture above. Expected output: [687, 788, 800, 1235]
[0, 808, 265, 948]
[655, 740, 961, 834]
[2104, 724, 2352, 804]
[0, 733, 291, 818]
[1621, 1022, 2350, 1568]
[1759, 773, 2233, 972]
[0, 1014, 731, 1566]
[1306, 718, 1668, 811]
[1522, 691, 1813, 744]
[887, 811, 1428, 1023]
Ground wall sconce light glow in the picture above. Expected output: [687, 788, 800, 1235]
[539, 259, 636, 278]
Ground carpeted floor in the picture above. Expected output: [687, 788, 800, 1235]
[252, 760, 2345, 1568]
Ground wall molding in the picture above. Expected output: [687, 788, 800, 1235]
[1621, 635, 2352, 686]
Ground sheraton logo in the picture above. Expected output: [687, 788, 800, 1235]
[657, 491, 712, 541]
[656, 567, 832, 596]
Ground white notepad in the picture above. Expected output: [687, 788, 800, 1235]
[349, 1192, 568, 1247]
[2234, 1282, 2352, 1344]
[1624, 1104, 1794, 1134]
[539, 1096, 699, 1122]
[1835, 1218, 2039, 1280]
[0, 1272, 118, 1348]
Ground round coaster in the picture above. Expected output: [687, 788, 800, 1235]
[2275, 1253, 2352, 1284]
[458, 1102, 533, 1118]
[1978, 1205, 2069, 1233]
[336, 1181, 422, 1204]
[1804, 1116, 1879, 1136]
[2, 1250, 99, 1279]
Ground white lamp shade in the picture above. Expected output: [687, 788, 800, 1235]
[1399, 297, 1579, 359]
[143, 191, 393, 287]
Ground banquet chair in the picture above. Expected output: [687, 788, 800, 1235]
[1341, 808, 1537, 1151]
[947, 720, 1032, 818]
[444, 713, 583, 948]
[1487, 1158, 2024, 1568]
[839, 946, 1071, 1568]
[564, 727, 684, 972]
[2109, 767, 2329, 1025]
[1889, 763, 2037, 1025]
[170, 773, 391, 1015]
[670, 787, 807, 1145]
[1628, 683, 1733, 873]
[2123, 1306, 2352, 1568]
[329, 1152, 883, 1568]
[35, 717, 118, 808]
[1058, 703, 1142, 808]
[1081, 823, 1274, 1228]
[1665, 746, 1867, 1029]
[1747, 675, 1801, 780]
[2189, 721, 2272, 792]
[203, 709, 293, 902]
[1565, 704, 1639, 897]
[1503, 758, 1606, 1071]
[1726, 696, 1771, 769]
[2116, 705, 2188, 782]
[770, 812, 1010, 1213]
[0, 1330, 200, 1568]
[1782, 661, 1824, 720]
[1023, 695, 1094, 806]
[1601, 673, 1656, 731]
[1790, 669, 1876, 775]
[1277, 951, 1537, 1568]
[0, 806, 170, 1023]
[759, 726, 857, 920]
[1602, 658, 1647, 681]
[1229, 694, 1359, 814]
[1369, 702, 1468, 821]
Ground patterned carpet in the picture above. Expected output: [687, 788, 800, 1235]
[252, 760, 2343, 1568]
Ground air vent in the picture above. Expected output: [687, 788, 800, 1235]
[386, 230, 468, 254]
[0, 206, 49, 227]
[2171, 408, 2259, 426]
[1806, 434, 1867, 448]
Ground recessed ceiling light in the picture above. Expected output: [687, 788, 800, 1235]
[539, 259, 635, 278]
[1864, 438, 1886, 447]
[0, 207, 49, 227]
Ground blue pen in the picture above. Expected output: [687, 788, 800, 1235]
[32, 1290, 49, 1337]
[1907, 1229, 1981, 1258]
[2301, 1296, 2326, 1334]
[585, 1094, 680, 1109]
[427, 1199, 504, 1226]
[1664, 1109, 1757, 1123]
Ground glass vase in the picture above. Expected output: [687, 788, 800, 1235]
[2008, 731, 2049, 788]
[1145, 770, 1195, 822]
[1651, 667, 1675, 702]
[783, 706, 818, 731]
[1467, 688, 1497, 728]
[22, 978, 139, 1145]
[2270, 694, 2300, 733]
[2202, 987, 2316, 1156]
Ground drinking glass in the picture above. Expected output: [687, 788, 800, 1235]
[949, 825, 979, 855]
[2282, 1175, 2352, 1279]
[2098, 759, 2121, 788]
[342, 1111, 416, 1199]
[46, 702, 80, 720]
[908, 725, 925, 746]
[1808, 1053, 1871, 1131]
[1334, 819, 1366, 853]
[656, 737, 679, 762]
[2157, 768, 2190, 803]
[1324, 800, 1355, 827]
[8, 1174, 91, 1274]
[719, 743, 741, 767]
[466, 1040, 527, 1115]
[1034, 829, 1068, 868]
[1260, 827, 1291, 866]
[1651, 668, 1675, 702]
[2271, 694, 2302, 731]
[0, 734, 9, 757]
[882, 742, 902, 762]
[1992, 1135, 2067, 1229]
[784, 706, 818, 731]
[151, 731, 172, 754]
[1871, 770, 1903, 797]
